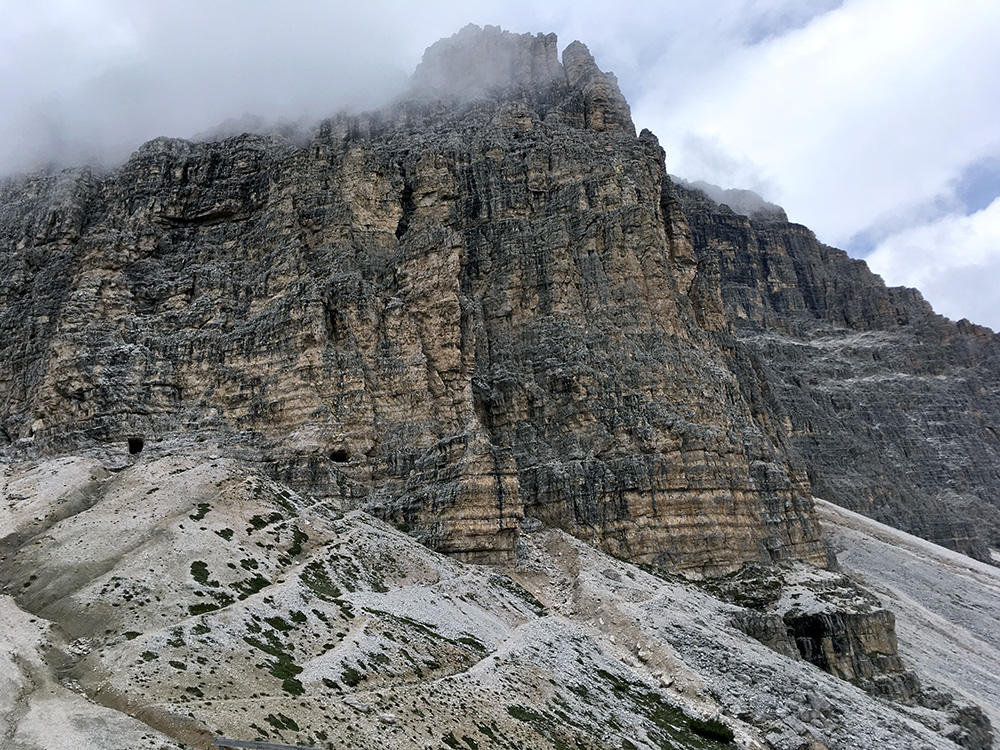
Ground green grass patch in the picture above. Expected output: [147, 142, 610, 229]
[265, 713, 300, 732]
[489, 574, 546, 615]
[299, 560, 342, 601]
[231, 574, 271, 600]
[689, 717, 735, 743]
[247, 512, 283, 533]
[190, 560, 219, 587]
[507, 705, 543, 723]
[243, 632, 303, 693]
[209, 590, 235, 607]
[505, 705, 578, 750]
[595, 669, 735, 748]
[189, 502, 211, 521]
[288, 525, 308, 557]
[340, 665, 364, 687]
[265, 615, 293, 632]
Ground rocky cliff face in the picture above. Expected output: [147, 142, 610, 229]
[0, 25, 826, 577]
[1, 23, 998, 750]
[675, 185, 1000, 561]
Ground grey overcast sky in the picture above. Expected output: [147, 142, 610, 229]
[3, 0, 1000, 329]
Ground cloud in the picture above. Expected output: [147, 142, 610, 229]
[867, 198, 1000, 329]
[0, 0, 856, 175]
[673, 134, 778, 198]
[0, 0, 441, 173]
[637, 0, 1000, 247]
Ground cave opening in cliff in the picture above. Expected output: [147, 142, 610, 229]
[128, 436, 144, 455]
[395, 181, 415, 239]
[329, 448, 349, 463]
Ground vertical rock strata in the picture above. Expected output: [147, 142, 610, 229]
[675, 184, 1000, 561]
[0, 26, 827, 575]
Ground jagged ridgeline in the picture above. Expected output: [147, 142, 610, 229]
[1, 22, 998, 575]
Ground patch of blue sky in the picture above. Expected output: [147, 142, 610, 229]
[952, 156, 1000, 215]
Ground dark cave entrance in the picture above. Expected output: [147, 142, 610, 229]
[128, 436, 144, 455]
[329, 448, 350, 463]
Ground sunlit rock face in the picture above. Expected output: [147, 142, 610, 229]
[0, 27, 827, 575]
[675, 183, 1000, 562]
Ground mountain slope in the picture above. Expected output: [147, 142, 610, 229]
[0, 454, 989, 749]
[818, 498, 1000, 733]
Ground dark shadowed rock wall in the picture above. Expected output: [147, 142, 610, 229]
[676, 184, 1000, 561]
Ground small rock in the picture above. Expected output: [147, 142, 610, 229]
[344, 696, 371, 713]
[806, 693, 833, 715]
[379, 713, 397, 725]
[520, 516, 543, 532]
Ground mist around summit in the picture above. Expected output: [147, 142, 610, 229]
[5, 2, 1000, 330]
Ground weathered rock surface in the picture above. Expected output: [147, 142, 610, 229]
[0, 23, 998, 747]
[0, 27, 826, 577]
[676, 184, 1000, 561]
[0, 455, 989, 750]
[719, 563, 921, 701]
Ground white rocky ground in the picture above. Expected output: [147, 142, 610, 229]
[1, 452, 996, 749]
[817, 498, 1000, 730]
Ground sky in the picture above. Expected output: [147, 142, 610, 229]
[2, 0, 999, 329]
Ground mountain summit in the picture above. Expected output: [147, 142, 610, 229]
[0, 25, 998, 750]
[408, 24, 634, 134]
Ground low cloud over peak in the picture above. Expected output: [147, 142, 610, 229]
[3, 1, 999, 327]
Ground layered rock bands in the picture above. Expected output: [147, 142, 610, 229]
[675, 184, 1000, 561]
[0, 26, 828, 575]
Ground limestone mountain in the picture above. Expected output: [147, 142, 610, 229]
[0, 23, 827, 576]
[1, 23, 999, 750]
[674, 183, 1000, 561]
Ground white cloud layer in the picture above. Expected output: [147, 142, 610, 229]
[867, 199, 1000, 329]
[637, 0, 1000, 247]
[1, 0, 999, 328]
